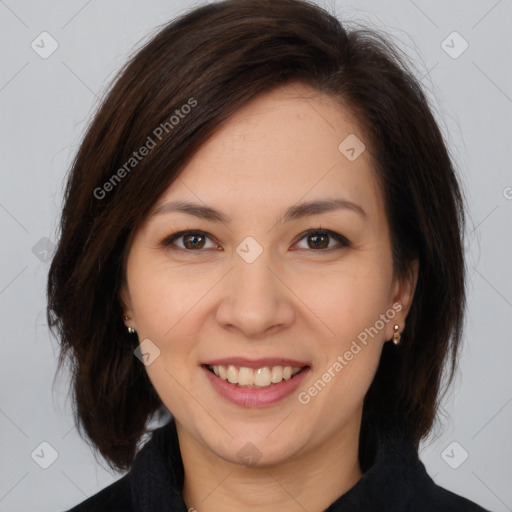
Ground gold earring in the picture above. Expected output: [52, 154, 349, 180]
[392, 324, 401, 345]
[124, 316, 136, 334]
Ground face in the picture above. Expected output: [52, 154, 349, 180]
[121, 83, 417, 467]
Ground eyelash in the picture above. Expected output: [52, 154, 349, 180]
[160, 228, 351, 254]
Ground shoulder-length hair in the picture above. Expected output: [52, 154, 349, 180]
[47, 0, 466, 472]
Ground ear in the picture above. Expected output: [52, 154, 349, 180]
[119, 281, 136, 330]
[387, 258, 419, 338]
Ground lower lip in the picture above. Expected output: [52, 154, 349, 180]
[201, 365, 311, 407]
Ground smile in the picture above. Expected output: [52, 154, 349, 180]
[201, 362, 311, 407]
[206, 364, 305, 388]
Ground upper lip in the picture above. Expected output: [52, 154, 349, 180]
[202, 357, 311, 369]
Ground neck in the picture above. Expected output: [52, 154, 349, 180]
[177, 415, 363, 512]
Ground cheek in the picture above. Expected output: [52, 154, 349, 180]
[126, 252, 215, 407]
[127, 251, 210, 341]
[296, 257, 393, 344]
[126, 256, 206, 415]
[292, 253, 393, 407]
[301, 275, 390, 424]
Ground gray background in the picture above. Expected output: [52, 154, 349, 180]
[1, 0, 511, 511]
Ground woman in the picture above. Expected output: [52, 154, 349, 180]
[47, 0, 490, 510]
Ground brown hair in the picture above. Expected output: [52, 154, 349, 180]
[47, 0, 466, 472]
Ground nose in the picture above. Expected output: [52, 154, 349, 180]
[215, 248, 295, 338]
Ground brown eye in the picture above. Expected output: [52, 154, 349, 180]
[182, 233, 206, 250]
[294, 229, 350, 252]
[307, 233, 329, 250]
[162, 230, 217, 251]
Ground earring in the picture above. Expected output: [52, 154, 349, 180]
[392, 324, 401, 345]
[124, 316, 136, 334]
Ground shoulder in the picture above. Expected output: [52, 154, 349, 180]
[336, 430, 492, 512]
[393, 454, 490, 511]
[396, 455, 491, 511]
[417, 479, 490, 512]
[63, 419, 184, 512]
[64, 474, 132, 512]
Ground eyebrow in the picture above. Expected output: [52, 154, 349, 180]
[151, 198, 366, 224]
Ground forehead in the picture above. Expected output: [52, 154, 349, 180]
[152, 83, 384, 224]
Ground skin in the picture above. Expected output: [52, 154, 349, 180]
[121, 82, 418, 512]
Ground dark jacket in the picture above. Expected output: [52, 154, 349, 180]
[66, 418, 490, 511]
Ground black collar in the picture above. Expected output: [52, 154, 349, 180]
[127, 417, 488, 512]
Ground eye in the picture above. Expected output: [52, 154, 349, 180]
[161, 228, 350, 253]
[161, 230, 219, 251]
[293, 229, 350, 252]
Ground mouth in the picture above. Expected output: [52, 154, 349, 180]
[201, 360, 311, 389]
[200, 360, 312, 407]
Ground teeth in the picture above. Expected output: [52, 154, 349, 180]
[209, 364, 303, 388]
[227, 365, 238, 384]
